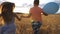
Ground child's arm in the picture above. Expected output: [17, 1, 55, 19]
[14, 13, 21, 21]
[43, 12, 48, 16]
[41, 9, 48, 16]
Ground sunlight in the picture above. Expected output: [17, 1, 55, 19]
[0, 0, 58, 14]
[6, 0, 55, 13]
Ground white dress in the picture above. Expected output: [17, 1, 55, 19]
[0, 17, 16, 34]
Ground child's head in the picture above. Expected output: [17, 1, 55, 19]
[34, 0, 39, 6]
[1, 2, 15, 13]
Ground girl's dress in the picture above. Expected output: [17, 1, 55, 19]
[0, 16, 16, 34]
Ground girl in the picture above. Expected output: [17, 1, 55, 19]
[0, 2, 21, 34]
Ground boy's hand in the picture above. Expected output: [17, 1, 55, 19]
[43, 12, 48, 16]
[44, 13, 48, 16]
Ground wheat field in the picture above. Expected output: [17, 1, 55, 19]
[0, 14, 60, 34]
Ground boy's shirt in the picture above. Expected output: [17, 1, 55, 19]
[29, 6, 43, 22]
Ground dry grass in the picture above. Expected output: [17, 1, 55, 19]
[0, 14, 60, 34]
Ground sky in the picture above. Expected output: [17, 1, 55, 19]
[6, 0, 55, 6]
[0, 0, 60, 14]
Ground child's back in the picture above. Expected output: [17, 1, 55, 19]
[30, 6, 43, 22]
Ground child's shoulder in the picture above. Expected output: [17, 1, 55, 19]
[38, 7, 42, 9]
[37, 7, 43, 10]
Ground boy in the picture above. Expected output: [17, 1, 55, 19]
[22, 0, 48, 34]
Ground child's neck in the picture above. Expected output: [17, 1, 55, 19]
[34, 5, 38, 7]
[34, 4, 39, 6]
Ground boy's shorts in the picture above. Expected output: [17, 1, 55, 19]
[32, 21, 42, 30]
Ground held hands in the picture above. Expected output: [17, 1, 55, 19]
[16, 13, 30, 21]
